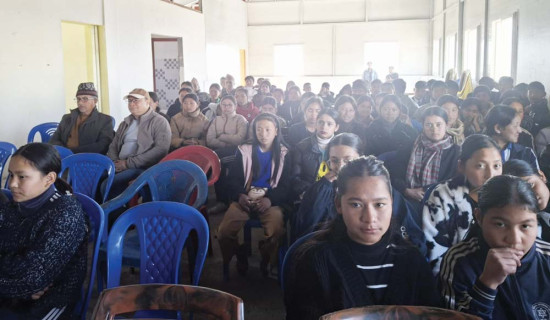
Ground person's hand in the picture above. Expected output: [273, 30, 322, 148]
[323, 171, 338, 183]
[183, 138, 198, 145]
[256, 197, 272, 214]
[31, 284, 52, 300]
[405, 188, 424, 202]
[238, 194, 252, 212]
[114, 160, 127, 172]
[479, 248, 523, 290]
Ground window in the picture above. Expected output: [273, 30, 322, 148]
[364, 42, 399, 77]
[463, 27, 478, 80]
[273, 44, 304, 77]
[444, 33, 457, 75]
[432, 38, 441, 76]
[489, 16, 514, 79]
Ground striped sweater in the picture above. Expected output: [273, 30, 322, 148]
[439, 236, 550, 320]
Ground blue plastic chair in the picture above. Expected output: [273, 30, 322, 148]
[54, 145, 74, 160]
[0, 142, 16, 188]
[106, 201, 209, 288]
[101, 160, 208, 241]
[72, 192, 104, 320]
[281, 231, 319, 292]
[1, 188, 12, 200]
[27, 122, 59, 143]
[110, 116, 116, 129]
[61, 153, 115, 204]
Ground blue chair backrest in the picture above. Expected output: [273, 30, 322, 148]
[1, 189, 12, 201]
[110, 116, 116, 129]
[27, 122, 59, 143]
[54, 145, 74, 160]
[0, 142, 16, 188]
[106, 201, 209, 288]
[281, 231, 319, 293]
[101, 160, 208, 241]
[72, 192, 104, 320]
[61, 153, 115, 204]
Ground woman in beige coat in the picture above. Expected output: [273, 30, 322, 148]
[170, 93, 209, 150]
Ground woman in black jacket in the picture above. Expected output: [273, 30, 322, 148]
[290, 108, 339, 200]
[285, 156, 441, 320]
[365, 94, 418, 156]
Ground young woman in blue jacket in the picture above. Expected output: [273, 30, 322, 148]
[440, 175, 550, 320]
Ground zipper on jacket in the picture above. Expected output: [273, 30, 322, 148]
[509, 274, 530, 319]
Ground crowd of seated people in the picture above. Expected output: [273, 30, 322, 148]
[4, 70, 550, 319]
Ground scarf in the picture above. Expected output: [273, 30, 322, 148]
[447, 119, 465, 145]
[406, 134, 453, 188]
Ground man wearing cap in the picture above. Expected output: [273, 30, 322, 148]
[103, 88, 171, 200]
[49, 82, 114, 154]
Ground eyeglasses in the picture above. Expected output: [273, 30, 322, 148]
[221, 103, 234, 108]
[74, 97, 95, 103]
[126, 97, 144, 104]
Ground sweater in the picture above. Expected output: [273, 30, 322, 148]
[169, 109, 209, 149]
[0, 190, 88, 319]
[440, 236, 550, 320]
[107, 107, 171, 169]
[205, 113, 249, 149]
[49, 108, 114, 154]
[285, 218, 441, 320]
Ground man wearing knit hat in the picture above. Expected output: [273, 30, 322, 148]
[50, 82, 114, 154]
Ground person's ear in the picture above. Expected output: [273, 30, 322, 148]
[44, 172, 57, 187]
[474, 208, 482, 225]
[335, 195, 342, 215]
[334, 124, 340, 132]
[494, 124, 502, 135]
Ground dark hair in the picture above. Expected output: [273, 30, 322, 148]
[288, 85, 301, 95]
[473, 85, 491, 96]
[338, 84, 352, 95]
[352, 79, 367, 91]
[300, 92, 317, 104]
[322, 82, 330, 89]
[499, 76, 514, 87]
[459, 134, 500, 163]
[181, 81, 193, 88]
[503, 159, 537, 178]
[502, 97, 526, 109]
[392, 78, 407, 94]
[304, 97, 324, 113]
[245, 75, 254, 82]
[183, 93, 199, 105]
[317, 107, 340, 125]
[445, 80, 460, 91]
[478, 77, 496, 89]
[484, 105, 518, 136]
[437, 94, 460, 107]
[261, 80, 272, 88]
[220, 95, 236, 105]
[327, 133, 364, 158]
[250, 113, 284, 182]
[261, 96, 277, 107]
[334, 95, 357, 113]
[380, 94, 403, 112]
[371, 79, 382, 86]
[179, 87, 193, 95]
[422, 106, 449, 124]
[337, 156, 392, 197]
[209, 83, 221, 91]
[381, 82, 395, 93]
[415, 81, 427, 89]
[12, 143, 72, 194]
[499, 89, 525, 103]
[235, 87, 248, 96]
[357, 95, 375, 107]
[148, 92, 159, 103]
[528, 81, 546, 93]
[375, 92, 389, 102]
[431, 80, 447, 90]
[272, 88, 283, 95]
[478, 175, 538, 217]
[461, 97, 483, 111]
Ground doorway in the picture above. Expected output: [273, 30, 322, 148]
[152, 38, 184, 112]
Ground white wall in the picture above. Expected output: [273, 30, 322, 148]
[0, 0, 206, 147]
[247, 0, 432, 91]
[203, 0, 248, 87]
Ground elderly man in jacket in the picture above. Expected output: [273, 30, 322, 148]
[102, 88, 171, 200]
[49, 82, 114, 154]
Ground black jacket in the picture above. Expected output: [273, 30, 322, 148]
[287, 122, 311, 148]
[49, 108, 114, 154]
[506, 142, 539, 171]
[526, 99, 550, 137]
[290, 135, 323, 197]
[365, 119, 418, 156]
[278, 101, 301, 124]
[387, 142, 460, 195]
[285, 218, 441, 320]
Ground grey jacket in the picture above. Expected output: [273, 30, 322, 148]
[49, 108, 114, 154]
[107, 107, 171, 169]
